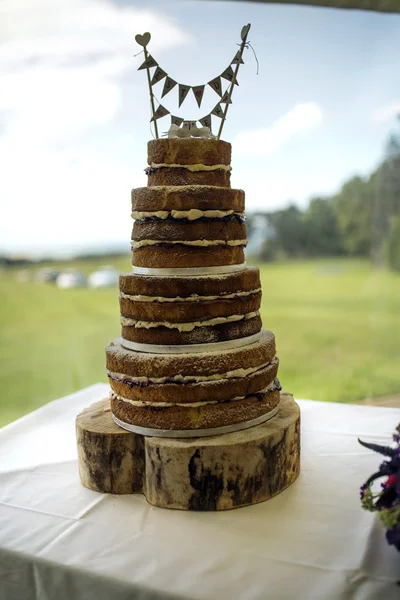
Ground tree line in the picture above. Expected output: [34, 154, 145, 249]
[247, 116, 400, 272]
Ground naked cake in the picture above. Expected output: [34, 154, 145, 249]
[75, 24, 300, 512]
[132, 140, 244, 268]
[106, 136, 283, 433]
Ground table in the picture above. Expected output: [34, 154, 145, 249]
[0, 384, 399, 600]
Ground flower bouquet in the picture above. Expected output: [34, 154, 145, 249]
[359, 424, 400, 551]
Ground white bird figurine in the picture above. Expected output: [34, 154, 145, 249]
[164, 124, 214, 139]
[191, 126, 211, 138]
[177, 127, 191, 138]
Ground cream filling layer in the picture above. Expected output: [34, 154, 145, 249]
[120, 311, 259, 331]
[149, 163, 231, 173]
[131, 239, 247, 249]
[107, 360, 273, 385]
[110, 380, 275, 408]
[131, 209, 244, 221]
[119, 288, 261, 303]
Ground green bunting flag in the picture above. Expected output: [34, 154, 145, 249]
[138, 55, 158, 70]
[151, 104, 170, 121]
[221, 91, 232, 104]
[221, 65, 238, 86]
[161, 76, 178, 98]
[192, 85, 205, 108]
[183, 121, 197, 130]
[211, 103, 224, 118]
[171, 115, 184, 126]
[199, 115, 212, 129]
[231, 51, 244, 65]
[178, 84, 191, 107]
[151, 66, 167, 85]
[208, 76, 223, 98]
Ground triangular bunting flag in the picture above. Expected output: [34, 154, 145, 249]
[171, 115, 184, 127]
[199, 115, 212, 129]
[208, 76, 223, 98]
[183, 121, 197, 130]
[151, 104, 170, 121]
[192, 85, 205, 108]
[138, 55, 158, 70]
[211, 103, 224, 118]
[178, 84, 191, 107]
[221, 65, 238, 86]
[231, 51, 244, 65]
[161, 76, 178, 98]
[151, 66, 167, 86]
[221, 91, 232, 104]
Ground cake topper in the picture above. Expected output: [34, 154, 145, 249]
[134, 24, 252, 140]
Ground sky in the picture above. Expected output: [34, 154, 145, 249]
[1, 0, 399, 257]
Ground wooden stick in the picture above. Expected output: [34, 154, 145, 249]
[217, 28, 250, 140]
[143, 46, 159, 139]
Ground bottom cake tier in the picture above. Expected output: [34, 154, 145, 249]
[106, 329, 280, 432]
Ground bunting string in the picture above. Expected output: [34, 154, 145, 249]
[135, 24, 252, 138]
[137, 47, 246, 110]
[244, 41, 259, 75]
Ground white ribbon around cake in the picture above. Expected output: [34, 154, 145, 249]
[132, 263, 247, 277]
[120, 332, 262, 354]
[112, 403, 280, 438]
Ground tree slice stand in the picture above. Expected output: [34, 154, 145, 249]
[76, 392, 300, 510]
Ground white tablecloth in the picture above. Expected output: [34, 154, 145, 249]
[0, 383, 399, 600]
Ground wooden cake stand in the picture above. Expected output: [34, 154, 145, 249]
[76, 393, 300, 510]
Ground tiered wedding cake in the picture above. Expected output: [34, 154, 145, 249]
[76, 26, 299, 508]
[106, 137, 282, 435]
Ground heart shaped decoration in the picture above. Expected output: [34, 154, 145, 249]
[241, 24, 251, 41]
[135, 32, 151, 47]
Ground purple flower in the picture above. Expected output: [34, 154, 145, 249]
[359, 425, 400, 552]
[376, 484, 397, 510]
[386, 527, 400, 551]
[360, 483, 367, 499]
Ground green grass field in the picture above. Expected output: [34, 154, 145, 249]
[1, 257, 400, 427]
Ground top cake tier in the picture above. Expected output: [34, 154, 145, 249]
[147, 138, 232, 188]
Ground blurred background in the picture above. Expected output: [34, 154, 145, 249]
[1, 0, 400, 426]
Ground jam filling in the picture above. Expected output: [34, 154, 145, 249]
[254, 378, 282, 400]
[135, 214, 245, 224]
[108, 373, 280, 394]
[132, 241, 246, 249]
[144, 166, 228, 175]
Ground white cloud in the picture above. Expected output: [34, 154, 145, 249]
[237, 170, 339, 213]
[233, 103, 323, 156]
[0, 0, 189, 142]
[0, 0, 190, 255]
[372, 101, 400, 125]
[0, 0, 188, 62]
[1, 142, 136, 251]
